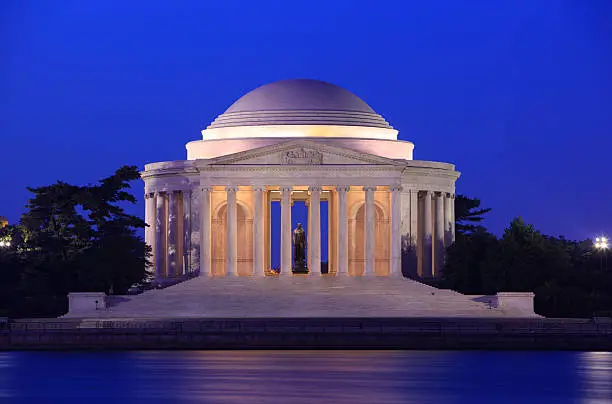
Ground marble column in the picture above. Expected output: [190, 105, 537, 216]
[400, 188, 418, 277]
[200, 186, 212, 277]
[390, 185, 402, 278]
[364, 186, 376, 276]
[264, 190, 271, 272]
[434, 192, 445, 277]
[306, 198, 311, 270]
[309, 186, 322, 274]
[422, 190, 433, 279]
[444, 192, 452, 247]
[155, 192, 167, 280]
[167, 191, 180, 278]
[145, 192, 156, 272]
[450, 193, 456, 243]
[253, 186, 265, 276]
[182, 189, 191, 275]
[280, 186, 293, 276]
[225, 186, 238, 276]
[409, 189, 419, 250]
[328, 191, 335, 273]
[189, 188, 201, 274]
[336, 186, 349, 276]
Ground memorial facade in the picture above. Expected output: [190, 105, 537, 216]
[142, 79, 459, 282]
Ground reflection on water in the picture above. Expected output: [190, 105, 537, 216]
[1, 350, 611, 403]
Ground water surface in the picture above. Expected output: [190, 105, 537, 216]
[1, 351, 611, 403]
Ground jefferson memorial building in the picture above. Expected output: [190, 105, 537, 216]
[142, 79, 459, 281]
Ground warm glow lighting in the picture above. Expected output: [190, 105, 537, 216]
[202, 125, 399, 141]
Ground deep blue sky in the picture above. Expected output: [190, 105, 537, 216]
[2, 0, 611, 241]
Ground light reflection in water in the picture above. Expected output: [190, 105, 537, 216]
[0, 351, 611, 403]
[579, 352, 612, 404]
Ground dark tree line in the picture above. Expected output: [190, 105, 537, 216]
[444, 196, 612, 318]
[0, 166, 151, 318]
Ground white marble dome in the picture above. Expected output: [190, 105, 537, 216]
[187, 79, 412, 160]
[208, 79, 393, 129]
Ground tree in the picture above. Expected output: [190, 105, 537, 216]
[442, 211, 612, 318]
[0, 165, 151, 318]
[442, 228, 500, 294]
[494, 217, 572, 292]
[454, 194, 492, 235]
[77, 165, 151, 294]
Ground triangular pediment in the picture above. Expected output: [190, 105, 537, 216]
[208, 139, 403, 166]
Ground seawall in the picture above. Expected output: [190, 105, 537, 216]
[1, 317, 611, 350]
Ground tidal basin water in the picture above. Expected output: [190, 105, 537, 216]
[1, 351, 611, 403]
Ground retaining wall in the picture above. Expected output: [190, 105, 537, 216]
[2, 317, 611, 350]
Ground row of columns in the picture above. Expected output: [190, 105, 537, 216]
[420, 190, 455, 278]
[146, 186, 455, 280]
[145, 190, 195, 280]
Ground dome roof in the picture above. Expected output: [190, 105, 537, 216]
[207, 79, 393, 130]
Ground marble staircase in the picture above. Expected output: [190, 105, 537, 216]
[70, 276, 533, 318]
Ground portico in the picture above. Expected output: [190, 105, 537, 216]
[142, 79, 459, 283]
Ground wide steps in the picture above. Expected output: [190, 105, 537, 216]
[69, 276, 519, 319]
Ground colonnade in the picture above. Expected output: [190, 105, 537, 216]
[145, 186, 455, 281]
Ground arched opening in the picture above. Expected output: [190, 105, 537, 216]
[348, 203, 389, 276]
[211, 202, 253, 276]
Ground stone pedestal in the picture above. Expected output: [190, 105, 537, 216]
[67, 292, 107, 316]
[496, 292, 536, 316]
[292, 260, 309, 274]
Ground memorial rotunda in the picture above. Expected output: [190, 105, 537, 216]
[142, 79, 459, 282]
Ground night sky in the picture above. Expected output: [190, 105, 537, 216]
[2, 0, 611, 242]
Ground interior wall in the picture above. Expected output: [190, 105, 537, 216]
[211, 187, 254, 276]
[347, 187, 391, 276]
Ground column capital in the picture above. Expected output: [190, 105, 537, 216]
[421, 190, 432, 197]
[145, 192, 155, 199]
[390, 185, 403, 193]
[252, 185, 267, 193]
[157, 191, 167, 196]
[363, 186, 377, 192]
[309, 186, 323, 193]
[336, 185, 350, 193]
[280, 186, 293, 193]
[225, 185, 239, 193]
[201, 185, 213, 192]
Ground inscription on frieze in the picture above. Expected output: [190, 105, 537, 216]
[281, 148, 323, 165]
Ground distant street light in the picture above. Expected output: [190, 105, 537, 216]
[594, 237, 609, 272]
[0, 240, 10, 248]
